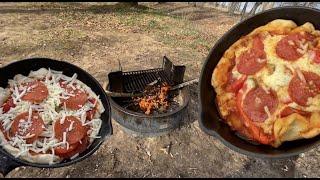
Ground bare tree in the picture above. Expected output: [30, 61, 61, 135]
[248, 2, 262, 16]
[235, 2, 242, 13]
[228, 2, 238, 15]
[240, 2, 249, 20]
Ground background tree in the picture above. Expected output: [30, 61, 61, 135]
[248, 2, 262, 16]
[235, 2, 242, 13]
[240, 2, 249, 20]
[228, 2, 238, 15]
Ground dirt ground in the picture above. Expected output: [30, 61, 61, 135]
[0, 2, 319, 178]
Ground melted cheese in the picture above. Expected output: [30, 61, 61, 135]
[260, 63, 292, 91]
[305, 94, 320, 112]
[231, 66, 242, 79]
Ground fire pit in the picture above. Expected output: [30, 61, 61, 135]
[107, 56, 190, 136]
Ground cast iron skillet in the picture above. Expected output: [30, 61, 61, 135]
[0, 58, 113, 176]
[199, 7, 320, 159]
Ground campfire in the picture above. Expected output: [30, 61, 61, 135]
[133, 81, 171, 115]
[106, 56, 191, 136]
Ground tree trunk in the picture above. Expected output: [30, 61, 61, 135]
[240, 2, 249, 20]
[235, 2, 242, 13]
[228, 2, 237, 15]
[249, 2, 262, 16]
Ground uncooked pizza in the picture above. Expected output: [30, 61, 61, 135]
[212, 19, 320, 147]
[0, 68, 104, 164]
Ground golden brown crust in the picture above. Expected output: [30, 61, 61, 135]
[212, 19, 320, 147]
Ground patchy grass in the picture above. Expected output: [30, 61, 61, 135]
[39, 2, 215, 53]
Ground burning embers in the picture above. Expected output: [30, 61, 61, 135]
[133, 81, 171, 115]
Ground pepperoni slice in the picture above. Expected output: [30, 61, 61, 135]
[54, 116, 86, 145]
[311, 49, 320, 64]
[243, 87, 278, 122]
[237, 35, 267, 75]
[288, 71, 320, 106]
[280, 106, 311, 118]
[251, 34, 266, 57]
[276, 33, 311, 61]
[86, 98, 97, 120]
[236, 90, 275, 145]
[226, 74, 247, 93]
[54, 143, 78, 155]
[10, 112, 44, 144]
[1, 97, 16, 113]
[55, 125, 89, 157]
[57, 135, 89, 159]
[61, 87, 88, 110]
[21, 81, 49, 103]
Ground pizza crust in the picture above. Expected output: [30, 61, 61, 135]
[212, 19, 320, 147]
[0, 87, 10, 107]
[0, 131, 62, 164]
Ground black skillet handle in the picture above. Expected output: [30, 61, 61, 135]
[0, 152, 21, 177]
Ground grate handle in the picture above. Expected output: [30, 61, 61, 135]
[170, 78, 198, 90]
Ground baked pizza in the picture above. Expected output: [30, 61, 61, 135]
[0, 68, 104, 164]
[212, 19, 320, 147]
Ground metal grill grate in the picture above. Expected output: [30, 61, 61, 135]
[122, 68, 174, 92]
[108, 56, 185, 93]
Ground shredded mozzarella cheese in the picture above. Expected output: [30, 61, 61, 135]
[0, 68, 104, 164]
